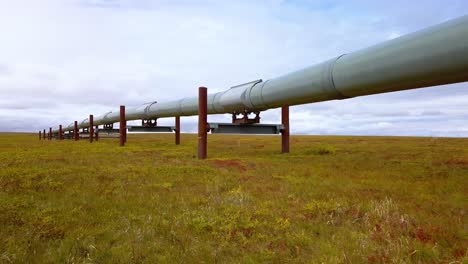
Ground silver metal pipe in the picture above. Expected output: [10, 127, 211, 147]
[58, 15, 468, 132]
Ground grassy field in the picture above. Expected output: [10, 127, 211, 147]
[0, 133, 466, 263]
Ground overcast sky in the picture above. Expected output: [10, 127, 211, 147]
[0, 0, 467, 136]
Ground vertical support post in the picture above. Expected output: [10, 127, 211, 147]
[120, 105, 126, 147]
[198, 87, 208, 160]
[49, 127, 52, 140]
[43, 129, 46, 140]
[59, 125, 63, 140]
[89, 115, 94, 143]
[281, 106, 290, 153]
[74, 121, 79, 141]
[39, 131, 42, 140]
[175, 116, 180, 145]
[95, 126, 99, 141]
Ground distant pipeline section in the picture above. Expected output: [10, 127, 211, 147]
[56, 15, 468, 132]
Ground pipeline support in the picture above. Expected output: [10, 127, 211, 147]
[120, 105, 126, 146]
[59, 125, 63, 140]
[281, 106, 290, 153]
[175, 116, 180, 145]
[74, 121, 79, 141]
[198, 87, 208, 160]
[89, 115, 94, 143]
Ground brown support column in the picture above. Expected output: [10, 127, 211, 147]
[43, 129, 46, 140]
[49, 127, 52, 140]
[175, 116, 180, 145]
[198, 87, 208, 160]
[74, 121, 79, 141]
[59, 125, 63, 140]
[120, 105, 126, 146]
[89, 115, 94, 143]
[95, 126, 99, 141]
[281, 106, 290, 153]
[39, 131, 42, 140]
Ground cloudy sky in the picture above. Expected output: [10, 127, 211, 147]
[0, 0, 467, 136]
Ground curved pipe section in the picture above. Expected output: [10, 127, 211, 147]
[56, 15, 468, 132]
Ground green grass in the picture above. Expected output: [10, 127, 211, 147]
[0, 133, 467, 263]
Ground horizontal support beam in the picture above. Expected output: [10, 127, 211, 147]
[128, 126, 175, 133]
[209, 123, 283, 135]
[98, 128, 120, 134]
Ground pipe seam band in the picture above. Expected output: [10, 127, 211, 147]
[241, 79, 263, 111]
[102, 111, 113, 124]
[325, 54, 350, 100]
[143, 101, 158, 119]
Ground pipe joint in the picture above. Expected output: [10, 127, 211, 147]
[322, 54, 350, 100]
[143, 101, 158, 119]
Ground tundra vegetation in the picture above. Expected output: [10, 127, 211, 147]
[0, 133, 466, 263]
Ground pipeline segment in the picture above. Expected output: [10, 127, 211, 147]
[58, 15, 468, 132]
